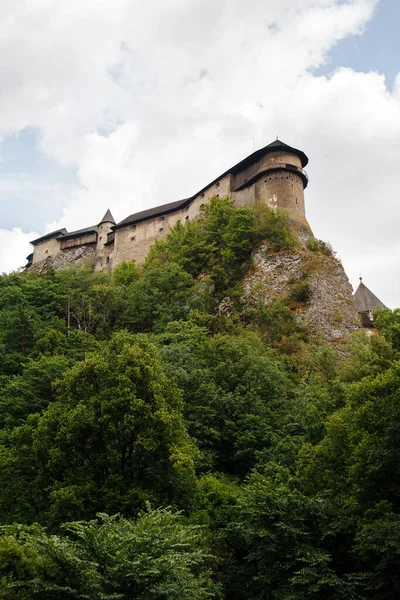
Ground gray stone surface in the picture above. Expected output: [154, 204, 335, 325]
[242, 244, 360, 343]
[28, 245, 96, 274]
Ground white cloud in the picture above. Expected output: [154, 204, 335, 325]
[3, 0, 400, 309]
[0, 228, 37, 274]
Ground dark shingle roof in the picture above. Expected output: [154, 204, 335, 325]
[114, 139, 308, 230]
[114, 199, 190, 230]
[230, 139, 309, 171]
[31, 228, 68, 245]
[99, 209, 116, 225]
[354, 281, 388, 313]
[57, 225, 98, 241]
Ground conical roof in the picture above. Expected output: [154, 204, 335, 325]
[263, 139, 309, 167]
[353, 281, 388, 313]
[99, 209, 115, 225]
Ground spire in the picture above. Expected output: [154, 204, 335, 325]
[99, 209, 115, 226]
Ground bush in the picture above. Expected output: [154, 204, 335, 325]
[291, 280, 312, 303]
[306, 237, 333, 256]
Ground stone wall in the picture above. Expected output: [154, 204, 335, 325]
[113, 175, 232, 267]
[28, 245, 96, 274]
[32, 236, 61, 264]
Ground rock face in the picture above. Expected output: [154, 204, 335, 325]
[27, 245, 96, 274]
[242, 243, 360, 343]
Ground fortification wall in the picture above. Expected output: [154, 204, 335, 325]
[32, 237, 61, 264]
[255, 171, 306, 218]
[113, 174, 231, 267]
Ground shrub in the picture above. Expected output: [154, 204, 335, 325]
[291, 281, 312, 303]
[306, 237, 333, 256]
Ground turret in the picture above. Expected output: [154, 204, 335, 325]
[95, 209, 116, 271]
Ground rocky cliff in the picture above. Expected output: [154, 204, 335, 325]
[241, 242, 360, 344]
[27, 245, 96, 274]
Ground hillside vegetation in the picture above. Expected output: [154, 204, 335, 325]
[0, 198, 400, 599]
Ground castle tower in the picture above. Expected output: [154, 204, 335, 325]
[95, 209, 115, 272]
[230, 139, 311, 233]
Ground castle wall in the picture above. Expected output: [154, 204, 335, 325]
[230, 185, 256, 207]
[32, 236, 61, 264]
[255, 171, 306, 219]
[113, 174, 231, 267]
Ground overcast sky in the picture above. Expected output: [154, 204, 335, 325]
[0, 0, 399, 308]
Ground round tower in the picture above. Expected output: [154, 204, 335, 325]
[254, 139, 310, 231]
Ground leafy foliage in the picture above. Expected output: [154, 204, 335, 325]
[0, 508, 218, 599]
[0, 198, 398, 598]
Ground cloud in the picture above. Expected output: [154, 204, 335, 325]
[0, 228, 37, 274]
[3, 0, 400, 309]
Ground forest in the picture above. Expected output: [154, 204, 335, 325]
[0, 197, 399, 599]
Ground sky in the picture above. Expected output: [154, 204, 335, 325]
[0, 0, 399, 308]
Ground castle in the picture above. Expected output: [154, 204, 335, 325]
[26, 138, 389, 329]
[27, 139, 311, 272]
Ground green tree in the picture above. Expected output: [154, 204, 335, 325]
[0, 332, 197, 524]
[0, 508, 218, 599]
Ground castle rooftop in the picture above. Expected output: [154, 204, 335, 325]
[31, 228, 68, 245]
[114, 138, 308, 231]
[57, 225, 98, 241]
[99, 209, 115, 225]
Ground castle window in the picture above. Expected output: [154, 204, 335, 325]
[159, 227, 164, 232]
[132, 225, 137, 230]
[99, 236, 102, 241]
[45, 249, 48, 254]
[185, 216, 189, 221]
[107, 257, 110, 263]
[216, 181, 220, 188]
[131, 236, 136, 241]
[159, 216, 165, 221]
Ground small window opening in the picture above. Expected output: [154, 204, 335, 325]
[216, 181, 220, 188]
[132, 224, 137, 230]
[107, 257, 110, 263]
[131, 236, 136, 241]
[185, 216, 189, 221]
[159, 216, 165, 221]
[159, 227, 164, 232]
[200, 193, 204, 198]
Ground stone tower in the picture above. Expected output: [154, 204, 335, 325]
[255, 139, 309, 231]
[95, 209, 115, 272]
[229, 139, 311, 233]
